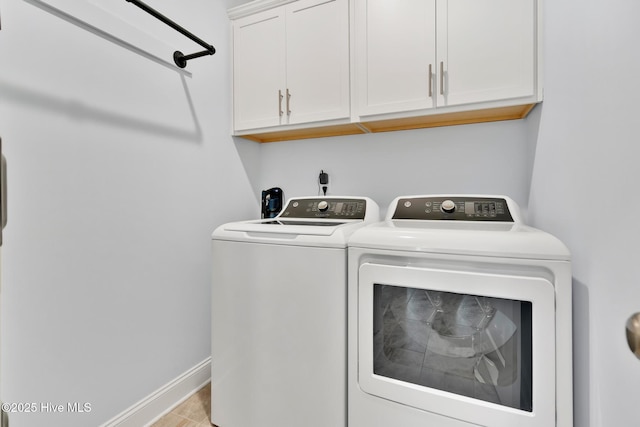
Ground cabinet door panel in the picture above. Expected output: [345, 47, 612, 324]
[233, 8, 286, 131]
[437, 0, 535, 107]
[356, 0, 436, 116]
[286, 0, 350, 124]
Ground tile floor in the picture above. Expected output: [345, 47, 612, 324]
[151, 382, 213, 427]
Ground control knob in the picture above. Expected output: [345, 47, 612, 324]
[441, 200, 456, 213]
[318, 200, 329, 212]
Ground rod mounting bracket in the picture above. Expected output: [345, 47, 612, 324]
[126, 0, 216, 69]
[174, 51, 187, 68]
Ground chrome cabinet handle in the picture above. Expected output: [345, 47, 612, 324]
[428, 64, 433, 97]
[440, 61, 444, 95]
[278, 90, 283, 117]
[286, 89, 291, 116]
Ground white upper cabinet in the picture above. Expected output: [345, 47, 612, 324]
[233, 7, 286, 131]
[355, 0, 539, 119]
[285, 0, 350, 125]
[232, 0, 350, 132]
[437, 0, 536, 107]
[230, 0, 541, 142]
[355, 0, 437, 116]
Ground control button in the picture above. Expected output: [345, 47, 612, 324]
[318, 201, 329, 212]
[404, 201, 412, 208]
[441, 200, 456, 213]
[292, 201, 299, 208]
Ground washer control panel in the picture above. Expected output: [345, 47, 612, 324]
[392, 196, 514, 222]
[280, 198, 367, 219]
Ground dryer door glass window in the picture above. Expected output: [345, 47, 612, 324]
[373, 285, 532, 411]
[357, 263, 556, 426]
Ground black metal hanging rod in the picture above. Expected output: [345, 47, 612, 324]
[125, 0, 215, 68]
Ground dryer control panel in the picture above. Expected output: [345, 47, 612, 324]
[392, 196, 514, 222]
[280, 198, 367, 219]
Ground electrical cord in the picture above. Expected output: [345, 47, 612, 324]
[318, 170, 329, 196]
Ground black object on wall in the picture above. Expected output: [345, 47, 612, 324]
[125, 0, 216, 68]
[262, 188, 284, 219]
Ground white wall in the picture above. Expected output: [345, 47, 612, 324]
[259, 119, 535, 217]
[528, 0, 640, 425]
[0, 0, 259, 426]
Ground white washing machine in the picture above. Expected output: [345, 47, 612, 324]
[348, 195, 572, 427]
[211, 196, 379, 427]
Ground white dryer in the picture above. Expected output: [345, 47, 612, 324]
[211, 196, 379, 427]
[348, 195, 572, 427]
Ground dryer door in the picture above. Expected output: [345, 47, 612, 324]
[358, 263, 555, 427]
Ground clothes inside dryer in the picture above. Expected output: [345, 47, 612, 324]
[373, 285, 532, 411]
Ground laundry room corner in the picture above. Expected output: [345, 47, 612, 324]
[0, 0, 257, 426]
[1, 0, 638, 425]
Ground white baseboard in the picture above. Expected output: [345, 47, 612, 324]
[99, 357, 211, 427]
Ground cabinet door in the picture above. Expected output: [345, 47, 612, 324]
[233, 8, 286, 131]
[355, 0, 437, 117]
[437, 0, 536, 107]
[285, 0, 350, 124]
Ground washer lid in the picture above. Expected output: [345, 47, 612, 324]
[212, 196, 380, 248]
[222, 217, 357, 236]
[214, 218, 369, 248]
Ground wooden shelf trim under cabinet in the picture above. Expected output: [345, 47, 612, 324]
[236, 104, 536, 143]
[236, 123, 367, 143]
